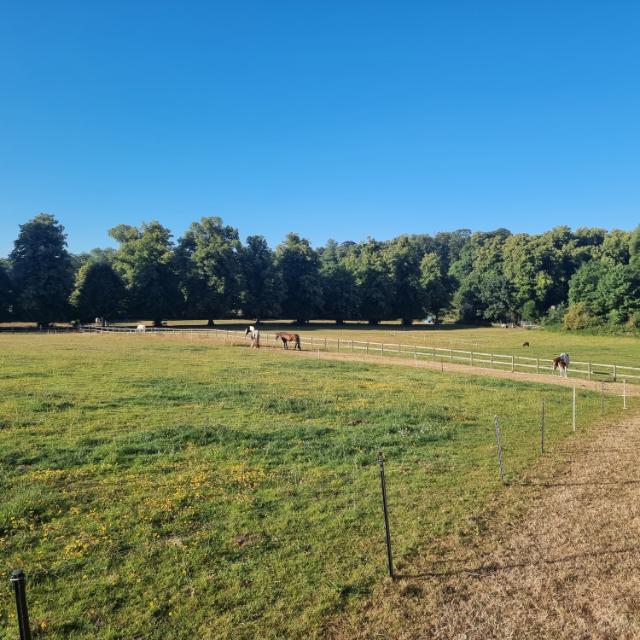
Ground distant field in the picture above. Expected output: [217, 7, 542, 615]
[4, 320, 639, 368]
[0, 334, 628, 639]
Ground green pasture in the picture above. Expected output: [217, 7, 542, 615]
[109, 319, 640, 368]
[0, 334, 629, 639]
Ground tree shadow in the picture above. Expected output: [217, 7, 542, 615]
[516, 478, 640, 488]
[397, 545, 640, 580]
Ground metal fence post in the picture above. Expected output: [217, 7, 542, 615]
[377, 452, 395, 579]
[494, 416, 505, 483]
[540, 399, 545, 453]
[10, 570, 32, 640]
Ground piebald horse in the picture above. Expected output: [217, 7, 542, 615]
[245, 325, 260, 348]
[553, 352, 570, 378]
[275, 332, 301, 350]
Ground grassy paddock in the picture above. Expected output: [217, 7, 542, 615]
[119, 320, 640, 369]
[0, 334, 629, 639]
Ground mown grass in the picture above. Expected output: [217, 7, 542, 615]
[0, 334, 629, 639]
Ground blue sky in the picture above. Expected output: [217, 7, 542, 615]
[1, 1, 639, 256]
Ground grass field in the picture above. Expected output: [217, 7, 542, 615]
[112, 320, 640, 369]
[5, 320, 640, 367]
[0, 334, 629, 639]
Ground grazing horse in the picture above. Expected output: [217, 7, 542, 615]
[522, 341, 530, 347]
[136, 324, 146, 333]
[553, 352, 570, 377]
[275, 332, 301, 350]
[245, 325, 260, 348]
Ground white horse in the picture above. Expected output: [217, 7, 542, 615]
[136, 324, 146, 333]
[553, 352, 570, 377]
[245, 325, 260, 348]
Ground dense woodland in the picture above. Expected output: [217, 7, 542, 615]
[1, 214, 639, 330]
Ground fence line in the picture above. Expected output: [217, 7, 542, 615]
[80, 325, 640, 384]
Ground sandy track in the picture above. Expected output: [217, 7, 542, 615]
[328, 412, 640, 639]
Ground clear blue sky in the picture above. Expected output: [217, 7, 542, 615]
[1, 1, 639, 256]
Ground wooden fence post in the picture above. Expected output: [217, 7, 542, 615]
[572, 387, 576, 432]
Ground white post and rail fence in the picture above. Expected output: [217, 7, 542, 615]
[80, 325, 640, 385]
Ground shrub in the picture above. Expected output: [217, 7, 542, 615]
[564, 303, 596, 330]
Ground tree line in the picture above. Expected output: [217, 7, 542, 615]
[1, 213, 639, 330]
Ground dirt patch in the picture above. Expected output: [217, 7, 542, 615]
[328, 412, 640, 639]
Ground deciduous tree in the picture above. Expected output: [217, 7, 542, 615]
[176, 217, 242, 326]
[109, 221, 181, 326]
[10, 214, 74, 325]
[240, 235, 283, 322]
[70, 260, 127, 323]
[276, 233, 323, 324]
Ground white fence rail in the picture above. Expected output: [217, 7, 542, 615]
[81, 325, 640, 383]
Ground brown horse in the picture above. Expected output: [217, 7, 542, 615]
[553, 353, 569, 377]
[275, 332, 301, 350]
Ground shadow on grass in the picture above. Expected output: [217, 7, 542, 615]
[397, 545, 640, 580]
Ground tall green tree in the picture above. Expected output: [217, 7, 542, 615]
[568, 261, 606, 315]
[109, 221, 181, 326]
[176, 217, 242, 326]
[276, 233, 323, 324]
[419, 252, 449, 322]
[318, 240, 360, 323]
[450, 230, 514, 322]
[601, 229, 631, 265]
[630, 224, 640, 269]
[345, 240, 394, 325]
[386, 236, 424, 325]
[0, 260, 13, 322]
[569, 261, 640, 324]
[69, 260, 127, 323]
[10, 214, 74, 325]
[239, 235, 283, 322]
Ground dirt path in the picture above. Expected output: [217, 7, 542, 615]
[329, 411, 640, 639]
